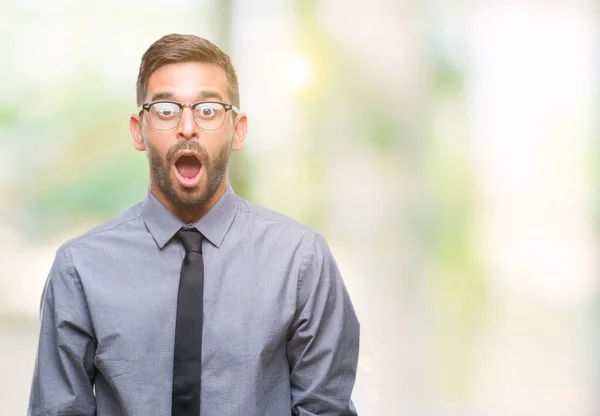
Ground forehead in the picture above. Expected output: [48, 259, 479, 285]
[146, 61, 230, 102]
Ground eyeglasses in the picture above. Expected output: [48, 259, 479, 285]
[139, 100, 240, 131]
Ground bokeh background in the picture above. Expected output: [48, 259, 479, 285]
[1, 0, 599, 415]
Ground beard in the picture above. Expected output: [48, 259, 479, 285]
[144, 135, 231, 208]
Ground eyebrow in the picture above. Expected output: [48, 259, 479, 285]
[151, 90, 224, 102]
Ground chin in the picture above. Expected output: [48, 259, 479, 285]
[174, 189, 209, 207]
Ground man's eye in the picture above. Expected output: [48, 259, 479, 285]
[153, 105, 179, 117]
[198, 107, 216, 117]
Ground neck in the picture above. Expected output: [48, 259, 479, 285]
[150, 179, 229, 224]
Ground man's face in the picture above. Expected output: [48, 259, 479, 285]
[130, 62, 246, 210]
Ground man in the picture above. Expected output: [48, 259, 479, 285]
[28, 34, 359, 416]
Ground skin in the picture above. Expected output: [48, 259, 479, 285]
[129, 62, 248, 224]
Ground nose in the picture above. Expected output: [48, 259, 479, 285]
[176, 106, 199, 140]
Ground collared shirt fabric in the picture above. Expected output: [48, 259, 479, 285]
[28, 186, 360, 416]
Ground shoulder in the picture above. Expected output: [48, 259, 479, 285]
[235, 197, 320, 243]
[58, 201, 144, 254]
[233, 196, 339, 270]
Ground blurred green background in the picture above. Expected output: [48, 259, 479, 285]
[1, 0, 598, 415]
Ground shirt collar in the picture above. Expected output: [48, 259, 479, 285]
[142, 185, 239, 249]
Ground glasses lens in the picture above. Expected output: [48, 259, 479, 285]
[193, 102, 226, 130]
[149, 102, 181, 130]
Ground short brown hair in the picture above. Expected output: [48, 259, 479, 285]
[136, 34, 240, 108]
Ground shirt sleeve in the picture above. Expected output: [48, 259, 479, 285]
[28, 246, 97, 416]
[287, 233, 360, 416]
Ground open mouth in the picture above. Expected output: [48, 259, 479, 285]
[174, 154, 202, 187]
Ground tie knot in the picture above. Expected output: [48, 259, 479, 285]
[178, 228, 203, 253]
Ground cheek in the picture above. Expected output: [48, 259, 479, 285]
[204, 133, 229, 153]
[143, 132, 172, 156]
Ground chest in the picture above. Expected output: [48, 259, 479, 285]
[78, 242, 298, 360]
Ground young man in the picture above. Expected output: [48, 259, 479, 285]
[28, 34, 359, 416]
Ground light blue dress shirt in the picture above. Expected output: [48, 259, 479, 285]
[28, 185, 360, 415]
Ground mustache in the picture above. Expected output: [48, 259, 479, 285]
[165, 140, 208, 164]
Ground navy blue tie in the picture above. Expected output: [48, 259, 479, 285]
[172, 228, 204, 415]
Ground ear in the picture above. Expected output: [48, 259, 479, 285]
[129, 114, 146, 151]
[231, 113, 247, 152]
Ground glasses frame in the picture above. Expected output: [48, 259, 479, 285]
[138, 100, 240, 131]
